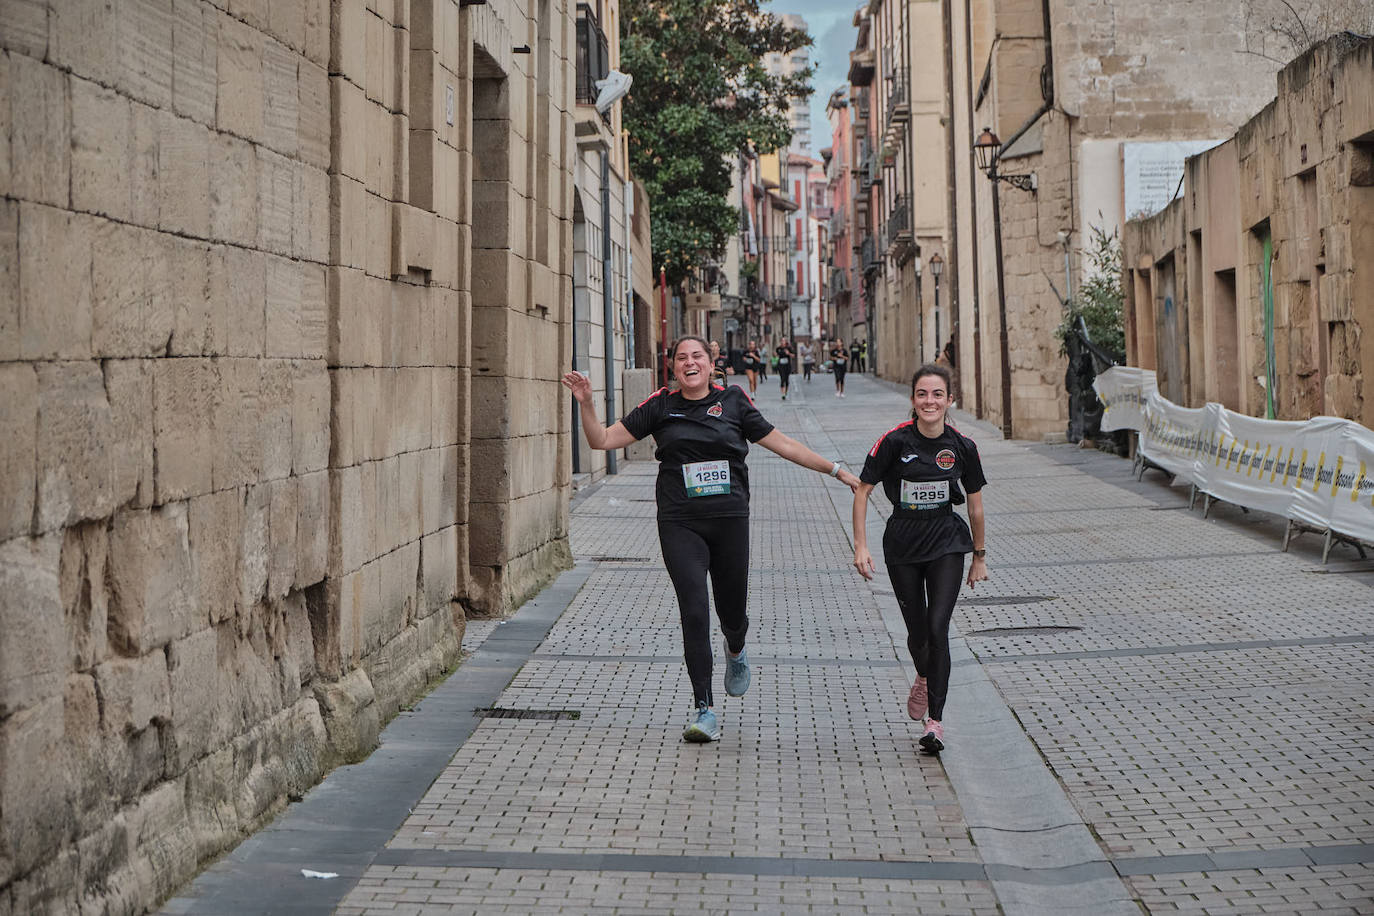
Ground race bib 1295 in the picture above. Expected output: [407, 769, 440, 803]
[900, 478, 948, 510]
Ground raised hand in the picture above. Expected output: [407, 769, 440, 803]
[561, 370, 592, 405]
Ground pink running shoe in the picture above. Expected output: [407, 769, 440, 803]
[919, 718, 944, 754]
[907, 677, 928, 721]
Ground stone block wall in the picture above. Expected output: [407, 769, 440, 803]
[1, 2, 336, 910]
[1124, 35, 1374, 427]
[957, 0, 1285, 438]
[324, 0, 472, 721]
[0, 0, 578, 911]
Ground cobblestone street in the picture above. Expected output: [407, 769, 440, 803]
[165, 371, 1374, 915]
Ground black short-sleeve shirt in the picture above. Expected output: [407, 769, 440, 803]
[860, 421, 987, 564]
[621, 385, 775, 520]
[775, 345, 795, 368]
[830, 347, 848, 368]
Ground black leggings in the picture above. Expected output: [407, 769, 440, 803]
[659, 516, 751, 706]
[777, 366, 791, 390]
[886, 552, 965, 720]
[833, 363, 847, 388]
[803, 361, 814, 380]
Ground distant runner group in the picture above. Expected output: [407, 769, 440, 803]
[563, 337, 986, 755]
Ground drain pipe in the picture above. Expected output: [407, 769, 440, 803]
[942, 0, 961, 381]
[601, 149, 617, 475]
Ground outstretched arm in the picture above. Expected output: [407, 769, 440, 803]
[561, 371, 637, 451]
[852, 482, 877, 579]
[756, 430, 861, 491]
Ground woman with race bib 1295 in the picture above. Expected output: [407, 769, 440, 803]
[851, 363, 988, 753]
[563, 336, 861, 743]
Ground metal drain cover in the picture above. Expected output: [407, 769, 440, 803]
[967, 625, 1082, 636]
[475, 708, 581, 721]
[961, 595, 1057, 606]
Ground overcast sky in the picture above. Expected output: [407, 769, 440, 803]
[763, 1, 857, 156]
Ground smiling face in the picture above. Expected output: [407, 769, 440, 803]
[911, 372, 951, 429]
[672, 338, 713, 395]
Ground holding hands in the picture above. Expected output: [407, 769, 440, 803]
[835, 468, 862, 493]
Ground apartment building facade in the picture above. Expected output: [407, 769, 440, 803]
[838, 0, 1285, 436]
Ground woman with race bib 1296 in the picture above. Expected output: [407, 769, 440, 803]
[563, 336, 861, 743]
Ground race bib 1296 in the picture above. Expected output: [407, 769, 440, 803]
[900, 479, 948, 510]
[683, 460, 731, 497]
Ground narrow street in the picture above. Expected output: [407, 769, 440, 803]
[165, 371, 1374, 915]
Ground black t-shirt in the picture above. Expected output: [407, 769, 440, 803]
[713, 355, 730, 380]
[775, 345, 795, 368]
[860, 421, 986, 564]
[621, 385, 775, 520]
[830, 347, 848, 368]
[744, 348, 762, 369]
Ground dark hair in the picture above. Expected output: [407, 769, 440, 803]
[911, 363, 952, 394]
[670, 335, 711, 359]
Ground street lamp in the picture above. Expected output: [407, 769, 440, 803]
[929, 252, 944, 362]
[974, 127, 1037, 440]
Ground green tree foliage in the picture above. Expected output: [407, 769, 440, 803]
[1058, 224, 1126, 359]
[620, 0, 812, 287]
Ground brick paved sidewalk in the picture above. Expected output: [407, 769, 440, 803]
[163, 370, 1374, 915]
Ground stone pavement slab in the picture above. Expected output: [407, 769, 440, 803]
[162, 370, 1374, 914]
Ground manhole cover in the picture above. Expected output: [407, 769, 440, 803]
[960, 595, 1057, 606]
[475, 708, 581, 721]
[966, 625, 1082, 637]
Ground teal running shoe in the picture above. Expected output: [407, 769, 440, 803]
[683, 702, 721, 742]
[723, 640, 751, 697]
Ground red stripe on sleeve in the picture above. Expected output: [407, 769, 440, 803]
[868, 420, 913, 457]
[636, 387, 667, 409]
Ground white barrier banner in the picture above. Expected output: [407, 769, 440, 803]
[1091, 366, 1374, 545]
[1092, 366, 1157, 432]
[1203, 407, 1311, 520]
[1325, 422, 1374, 542]
[1139, 394, 1209, 482]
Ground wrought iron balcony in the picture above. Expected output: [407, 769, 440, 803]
[848, 48, 875, 86]
[575, 4, 609, 107]
[885, 194, 916, 264]
[884, 67, 909, 131]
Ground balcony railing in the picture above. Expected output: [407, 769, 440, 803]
[829, 268, 849, 297]
[861, 236, 877, 276]
[760, 235, 801, 254]
[859, 151, 881, 189]
[887, 194, 910, 238]
[575, 4, 609, 106]
[828, 210, 847, 239]
[884, 67, 909, 130]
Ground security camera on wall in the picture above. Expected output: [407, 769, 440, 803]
[595, 70, 633, 114]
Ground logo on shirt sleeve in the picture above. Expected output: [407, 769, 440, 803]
[706, 403, 723, 418]
[935, 449, 956, 470]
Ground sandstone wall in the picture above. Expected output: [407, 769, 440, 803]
[960, 0, 1286, 438]
[1123, 36, 1374, 427]
[0, 0, 577, 911]
[1, 2, 335, 910]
